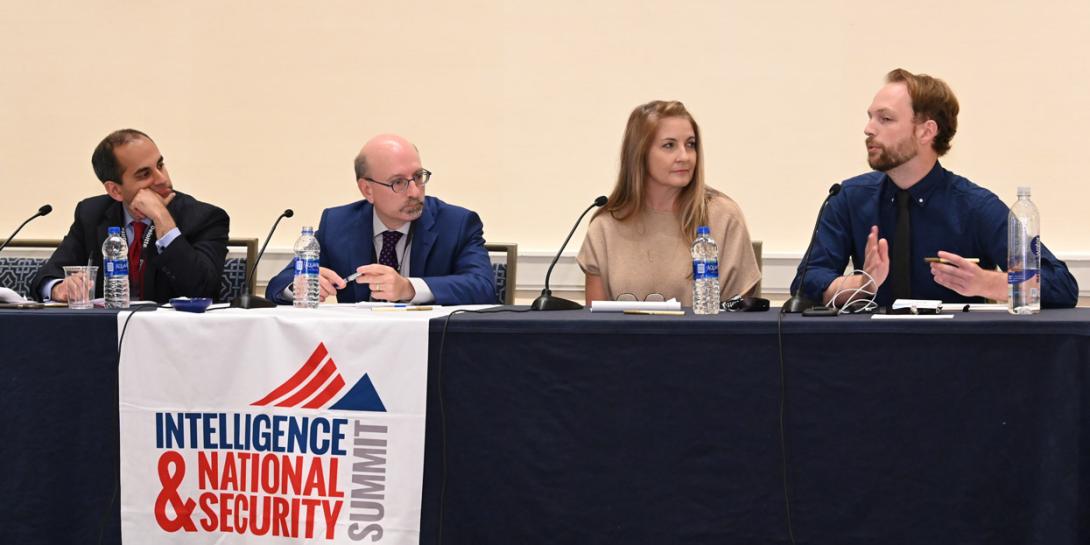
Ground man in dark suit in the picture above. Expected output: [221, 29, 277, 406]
[265, 134, 495, 305]
[31, 129, 229, 304]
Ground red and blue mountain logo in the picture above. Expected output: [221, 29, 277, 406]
[252, 342, 386, 412]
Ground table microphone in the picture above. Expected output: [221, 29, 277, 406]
[530, 195, 607, 311]
[231, 209, 293, 309]
[0, 204, 52, 255]
[782, 184, 841, 313]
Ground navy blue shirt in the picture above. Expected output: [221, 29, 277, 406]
[791, 162, 1078, 308]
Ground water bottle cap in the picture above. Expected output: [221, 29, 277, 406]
[107, 226, 121, 234]
[696, 226, 710, 235]
[301, 226, 314, 234]
[1017, 186, 1031, 197]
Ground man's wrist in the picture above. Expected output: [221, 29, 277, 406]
[155, 227, 181, 251]
[844, 274, 869, 303]
[49, 281, 64, 302]
[990, 270, 1009, 301]
[399, 276, 416, 302]
[153, 213, 177, 236]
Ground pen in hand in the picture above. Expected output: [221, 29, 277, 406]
[924, 257, 980, 264]
[338, 266, 399, 295]
[340, 270, 362, 287]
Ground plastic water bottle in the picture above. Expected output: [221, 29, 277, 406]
[102, 226, 130, 309]
[1008, 186, 1040, 315]
[691, 226, 720, 315]
[293, 226, 321, 308]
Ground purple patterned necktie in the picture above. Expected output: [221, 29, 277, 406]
[379, 230, 403, 270]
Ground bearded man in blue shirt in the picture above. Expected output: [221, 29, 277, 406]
[791, 68, 1078, 308]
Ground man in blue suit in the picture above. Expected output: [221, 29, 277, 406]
[266, 134, 496, 305]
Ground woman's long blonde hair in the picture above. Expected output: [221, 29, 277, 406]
[596, 100, 716, 244]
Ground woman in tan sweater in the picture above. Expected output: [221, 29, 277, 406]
[577, 100, 761, 306]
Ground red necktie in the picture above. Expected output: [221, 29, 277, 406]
[129, 222, 146, 298]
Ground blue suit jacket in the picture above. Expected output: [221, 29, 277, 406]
[266, 196, 497, 305]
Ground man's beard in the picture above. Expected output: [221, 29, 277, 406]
[867, 138, 917, 172]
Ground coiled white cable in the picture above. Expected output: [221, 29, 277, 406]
[826, 269, 879, 314]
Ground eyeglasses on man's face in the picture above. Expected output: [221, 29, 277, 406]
[364, 169, 431, 193]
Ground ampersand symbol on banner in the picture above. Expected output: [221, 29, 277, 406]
[154, 451, 197, 532]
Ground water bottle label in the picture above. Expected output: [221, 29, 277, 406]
[693, 260, 706, 280]
[295, 257, 319, 276]
[105, 259, 128, 277]
[1030, 236, 1040, 257]
[705, 259, 718, 278]
[1007, 269, 1039, 284]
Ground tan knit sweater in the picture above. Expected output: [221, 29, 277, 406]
[577, 192, 761, 306]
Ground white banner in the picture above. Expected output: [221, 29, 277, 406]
[119, 305, 451, 544]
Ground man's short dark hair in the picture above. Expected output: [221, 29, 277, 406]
[353, 152, 368, 181]
[91, 129, 152, 183]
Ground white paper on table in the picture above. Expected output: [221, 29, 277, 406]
[891, 299, 943, 310]
[0, 287, 28, 303]
[590, 300, 682, 313]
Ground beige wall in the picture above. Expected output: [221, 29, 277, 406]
[2, 1, 1088, 267]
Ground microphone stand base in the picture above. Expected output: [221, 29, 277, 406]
[530, 293, 583, 311]
[231, 293, 277, 309]
[781, 295, 817, 314]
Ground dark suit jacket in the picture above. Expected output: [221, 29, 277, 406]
[31, 192, 230, 304]
[266, 196, 496, 305]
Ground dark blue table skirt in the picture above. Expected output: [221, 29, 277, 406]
[0, 309, 121, 545]
[422, 309, 1090, 545]
[4, 308, 1089, 545]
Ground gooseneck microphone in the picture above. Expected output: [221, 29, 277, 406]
[530, 195, 608, 311]
[231, 209, 294, 309]
[0, 204, 52, 255]
[782, 184, 841, 313]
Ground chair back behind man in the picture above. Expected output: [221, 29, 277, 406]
[485, 242, 518, 305]
[0, 240, 55, 300]
[0, 238, 259, 302]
